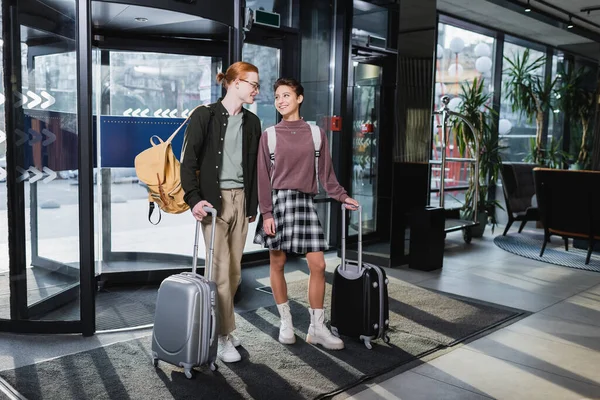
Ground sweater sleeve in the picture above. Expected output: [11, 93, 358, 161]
[318, 129, 349, 203]
[180, 108, 207, 210]
[256, 131, 274, 219]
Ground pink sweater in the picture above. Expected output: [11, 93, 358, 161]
[257, 119, 349, 219]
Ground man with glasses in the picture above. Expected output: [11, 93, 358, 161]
[181, 61, 262, 363]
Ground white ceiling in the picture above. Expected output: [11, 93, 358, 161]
[437, 0, 600, 60]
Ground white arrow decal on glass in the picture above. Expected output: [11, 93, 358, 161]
[28, 167, 44, 183]
[154, 109, 163, 117]
[40, 91, 56, 109]
[42, 167, 56, 183]
[123, 108, 133, 116]
[169, 109, 178, 118]
[0, 93, 5, 106]
[0, 167, 6, 181]
[14, 92, 28, 108]
[28, 129, 42, 145]
[15, 129, 28, 146]
[0, 130, 5, 144]
[27, 91, 42, 108]
[181, 109, 189, 118]
[141, 108, 150, 117]
[162, 109, 171, 118]
[132, 108, 141, 117]
[42, 129, 56, 146]
[16, 166, 29, 182]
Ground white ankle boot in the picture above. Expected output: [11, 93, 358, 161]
[276, 302, 296, 344]
[306, 308, 344, 350]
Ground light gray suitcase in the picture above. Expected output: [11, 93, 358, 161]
[151, 206, 219, 378]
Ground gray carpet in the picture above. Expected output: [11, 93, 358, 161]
[0, 278, 521, 400]
[494, 232, 600, 272]
[42, 285, 159, 330]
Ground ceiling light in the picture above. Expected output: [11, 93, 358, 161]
[567, 16, 573, 29]
[525, 0, 531, 12]
[135, 17, 148, 22]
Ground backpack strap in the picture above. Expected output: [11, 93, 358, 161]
[166, 104, 213, 144]
[265, 126, 277, 185]
[148, 201, 162, 225]
[309, 124, 322, 190]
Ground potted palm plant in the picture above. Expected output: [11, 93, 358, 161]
[454, 77, 505, 236]
[503, 49, 558, 165]
[557, 65, 598, 169]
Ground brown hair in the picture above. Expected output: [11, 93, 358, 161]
[274, 77, 304, 108]
[216, 61, 259, 89]
[273, 77, 304, 98]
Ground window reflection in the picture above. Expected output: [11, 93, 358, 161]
[499, 42, 545, 162]
[434, 23, 496, 208]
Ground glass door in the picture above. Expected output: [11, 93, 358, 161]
[350, 62, 382, 236]
[95, 49, 225, 277]
[3, 0, 83, 324]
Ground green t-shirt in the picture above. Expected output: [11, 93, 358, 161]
[220, 113, 244, 189]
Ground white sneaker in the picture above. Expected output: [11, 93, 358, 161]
[277, 302, 296, 344]
[217, 335, 241, 363]
[229, 333, 241, 347]
[306, 308, 344, 350]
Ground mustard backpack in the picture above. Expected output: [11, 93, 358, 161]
[134, 106, 206, 224]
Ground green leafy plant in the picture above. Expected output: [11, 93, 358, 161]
[523, 136, 568, 169]
[454, 77, 506, 233]
[557, 65, 597, 167]
[503, 49, 558, 164]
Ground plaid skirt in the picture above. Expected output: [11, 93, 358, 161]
[253, 189, 328, 254]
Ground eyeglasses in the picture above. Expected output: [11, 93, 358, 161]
[239, 79, 260, 92]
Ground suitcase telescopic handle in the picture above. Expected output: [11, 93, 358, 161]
[341, 203, 362, 271]
[192, 206, 217, 281]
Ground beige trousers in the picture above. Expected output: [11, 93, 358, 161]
[201, 188, 248, 336]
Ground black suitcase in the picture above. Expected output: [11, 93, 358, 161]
[331, 204, 390, 349]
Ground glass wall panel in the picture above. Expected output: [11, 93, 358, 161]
[433, 23, 496, 208]
[0, 0, 83, 322]
[242, 43, 279, 130]
[351, 63, 381, 235]
[353, 0, 388, 47]
[0, 7, 7, 320]
[498, 42, 546, 162]
[299, 0, 333, 242]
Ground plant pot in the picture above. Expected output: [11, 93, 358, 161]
[569, 163, 583, 170]
[460, 210, 487, 238]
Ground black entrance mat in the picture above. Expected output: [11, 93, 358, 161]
[0, 279, 522, 400]
[494, 232, 600, 272]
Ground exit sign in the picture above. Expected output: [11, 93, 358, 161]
[254, 9, 280, 28]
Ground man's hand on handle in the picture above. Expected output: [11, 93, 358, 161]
[192, 200, 214, 221]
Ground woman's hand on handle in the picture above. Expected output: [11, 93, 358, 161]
[263, 217, 276, 237]
[343, 197, 359, 211]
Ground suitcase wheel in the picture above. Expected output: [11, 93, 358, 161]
[152, 357, 158, 367]
[184, 369, 193, 379]
[210, 362, 218, 372]
[331, 326, 340, 338]
[383, 334, 391, 344]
